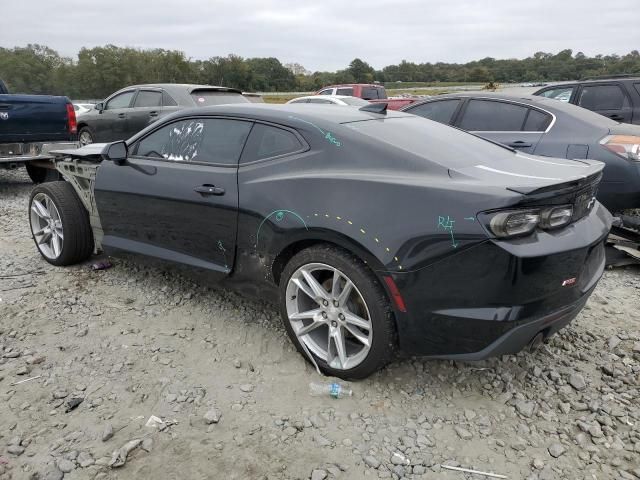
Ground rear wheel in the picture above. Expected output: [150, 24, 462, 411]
[29, 181, 93, 266]
[78, 127, 94, 146]
[25, 163, 61, 184]
[279, 245, 396, 379]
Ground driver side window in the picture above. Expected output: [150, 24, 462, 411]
[135, 118, 252, 164]
[106, 91, 135, 110]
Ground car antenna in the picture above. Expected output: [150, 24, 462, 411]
[359, 103, 388, 115]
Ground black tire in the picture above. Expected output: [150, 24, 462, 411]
[279, 244, 396, 380]
[29, 181, 94, 266]
[78, 126, 94, 146]
[25, 163, 62, 184]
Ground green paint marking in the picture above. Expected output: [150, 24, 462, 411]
[256, 209, 309, 248]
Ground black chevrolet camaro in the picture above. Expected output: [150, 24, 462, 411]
[29, 104, 612, 379]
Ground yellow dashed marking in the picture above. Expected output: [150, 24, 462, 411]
[325, 214, 330, 218]
[374, 238, 379, 243]
[385, 247, 390, 252]
[336, 216, 342, 220]
[347, 220, 353, 225]
[360, 228, 366, 234]
[314, 213, 319, 217]
[394, 257, 399, 262]
[399, 265, 403, 270]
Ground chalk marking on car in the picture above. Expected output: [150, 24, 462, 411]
[255, 209, 308, 249]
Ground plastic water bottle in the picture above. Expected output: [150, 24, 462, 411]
[309, 382, 353, 399]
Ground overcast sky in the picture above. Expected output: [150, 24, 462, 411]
[2, 0, 639, 71]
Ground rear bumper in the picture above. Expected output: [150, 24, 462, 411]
[389, 203, 611, 357]
[425, 285, 593, 360]
[0, 141, 79, 164]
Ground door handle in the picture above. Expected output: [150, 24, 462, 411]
[118, 113, 126, 119]
[194, 184, 225, 196]
[508, 141, 532, 148]
[608, 114, 623, 121]
[149, 111, 158, 117]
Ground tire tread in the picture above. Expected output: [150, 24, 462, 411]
[29, 181, 93, 266]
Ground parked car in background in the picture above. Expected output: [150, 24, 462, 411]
[287, 95, 371, 106]
[402, 93, 640, 213]
[31, 104, 609, 378]
[316, 84, 417, 110]
[0, 79, 77, 183]
[76, 84, 250, 145]
[242, 92, 264, 103]
[533, 75, 640, 124]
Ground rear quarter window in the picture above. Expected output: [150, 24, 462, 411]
[523, 109, 552, 131]
[242, 123, 304, 162]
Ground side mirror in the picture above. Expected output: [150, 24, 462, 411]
[104, 141, 128, 165]
[95, 102, 104, 113]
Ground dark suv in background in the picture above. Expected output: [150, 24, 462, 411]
[533, 75, 640, 124]
[77, 84, 250, 145]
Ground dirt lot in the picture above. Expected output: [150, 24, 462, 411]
[1, 169, 639, 480]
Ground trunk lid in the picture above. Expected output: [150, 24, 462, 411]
[0, 94, 73, 143]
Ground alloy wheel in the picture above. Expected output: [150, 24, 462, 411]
[285, 263, 373, 370]
[30, 193, 64, 260]
[79, 130, 93, 146]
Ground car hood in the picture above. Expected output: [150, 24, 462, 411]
[449, 153, 605, 195]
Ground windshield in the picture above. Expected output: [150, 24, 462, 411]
[191, 90, 250, 106]
[342, 97, 370, 106]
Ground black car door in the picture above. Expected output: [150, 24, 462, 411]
[128, 89, 163, 138]
[96, 90, 136, 142]
[575, 83, 633, 123]
[455, 99, 545, 153]
[94, 116, 254, 274]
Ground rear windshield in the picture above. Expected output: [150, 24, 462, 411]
[191, 90, 250, 106]
[361, 87, 387, 100]
[344, 116, 516, 169]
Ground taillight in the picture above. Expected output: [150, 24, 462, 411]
[66, 103, 77, 134]
[600, 134, 640, 161]
[483, 205, 575, 239]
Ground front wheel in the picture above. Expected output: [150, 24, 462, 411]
[29, 181, 94, 266]
[279, 245, 396, 380]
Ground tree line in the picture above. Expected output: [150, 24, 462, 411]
[1, 44, 639, 99]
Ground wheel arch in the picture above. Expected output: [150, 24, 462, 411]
[269, 231, 406, 323]
[271, 230, 387, 286]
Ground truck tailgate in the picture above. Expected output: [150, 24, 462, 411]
[0, 94, 72, 143]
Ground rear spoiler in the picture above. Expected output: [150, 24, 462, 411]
[507, 167, 603, 196]
[190, 87, 243, 95]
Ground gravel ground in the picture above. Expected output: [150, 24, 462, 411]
[1, 169, 639, 480]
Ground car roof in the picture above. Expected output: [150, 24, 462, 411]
[157, 103, 412, 126]
[406, 92, 618, 125]
[292, 95, 355, 100]
[119, 84, 243, 95]
[321, 84, 384, 89]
